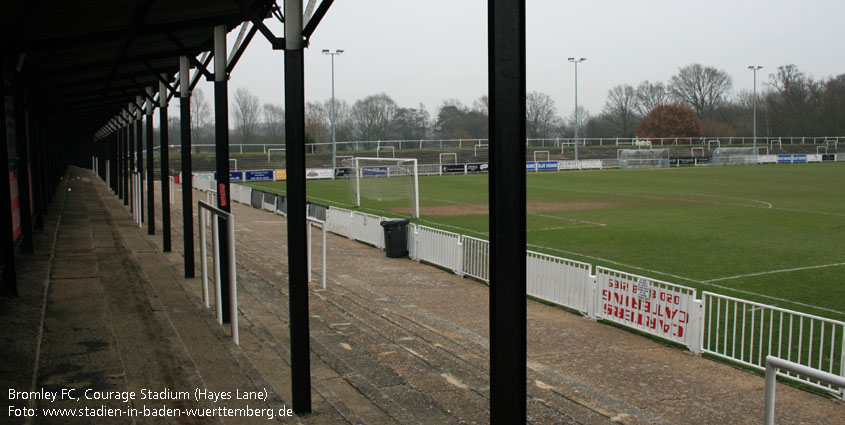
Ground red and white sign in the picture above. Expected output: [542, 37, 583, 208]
[596, 267, 696, 345]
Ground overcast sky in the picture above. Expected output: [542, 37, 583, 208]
[196, 0, 845, 122]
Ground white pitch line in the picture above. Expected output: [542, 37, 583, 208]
[528, 213, 606, 227]
[702, 262, 845, 283]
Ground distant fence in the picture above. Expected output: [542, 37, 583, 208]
[190, 177, 845, 399]
[157, 136, 844, 156]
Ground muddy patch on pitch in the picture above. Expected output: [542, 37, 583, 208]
[391, 200, 621, 216]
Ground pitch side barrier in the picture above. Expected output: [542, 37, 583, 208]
[185, 177, 845, 398]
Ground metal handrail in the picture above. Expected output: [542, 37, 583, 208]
[307, 216, 327, 289]
[764, 356, 845, 424]
[198, 200, 239, 345]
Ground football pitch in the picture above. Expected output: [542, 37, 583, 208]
[245, 163, 845, 321]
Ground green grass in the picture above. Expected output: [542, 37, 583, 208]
[246, 163, 845, 321]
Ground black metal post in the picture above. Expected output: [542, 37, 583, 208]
[180, 56, 195, 278]
[123, 120, 130, 206]
[159, 78, 171, 251]
[488, 0, 527, 423]
[28, 108, 43, 231]
[0, 78, 18, 296]
[111, 132, 118, 194]
[117, 127, 123, 199]
[128, 108, 135, 210]
[13, 77, 33, 253]
[213, 25, 232, 323]
[285, 0, 311, 413]
[136, 97, 144, 223]
[146, 87, 155, 235]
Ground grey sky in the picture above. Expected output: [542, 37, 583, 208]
[200, 0, 844, 123]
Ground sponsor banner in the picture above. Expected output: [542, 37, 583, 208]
[526, 161, 558, 171]
[361, 166, 387, 177]
[441, 164, 466, 174]
[245, 170, 275, 181]
[793, 154, 807, 163]
[538, 161, 558, 170]
[822, 154, 836, 162]
[778, 154, 793, 163]
[596, 267, 696, 346]
[213, 171, 244, 181]
[675, 157, 697, 165]
[306, 168, 333, 179]
[275, 169, 287, 180]
[335, 167, 351, 178]
[466, 163, 488, 173]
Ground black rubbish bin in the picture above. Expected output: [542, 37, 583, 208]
[380, 218, 410, 258]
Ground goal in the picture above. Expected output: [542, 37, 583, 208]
[618, 149, 670, 169]
[345, 157, 420, 218]
[712, 147, 755, 166]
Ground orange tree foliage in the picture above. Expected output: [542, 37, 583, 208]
[634, 104, 703, 138]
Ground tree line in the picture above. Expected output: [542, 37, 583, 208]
[169, 63, 844, 146]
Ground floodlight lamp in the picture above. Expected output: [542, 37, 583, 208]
[322, 49, 330, 54]
[336, 49, 344, 54]
[580, 57, 587, 62]
[567, 57, 575, 62]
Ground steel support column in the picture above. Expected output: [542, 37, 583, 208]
[488, 0, 527, 423]
[0, 79, 18, 295]
[146, 87, 155, 235]
[123, 116, 129, 205]
[28, 109, 43, 231]
[179, 56, 194, 278]
[159, 77, 171, 251]
[285, 0, 311, 414]
[13, 77, 34, 253]
[127, 106, 135, 210]
[136, 96, 144, 223]
[117, 126, 124, 199]
[213, 25, 232, 323]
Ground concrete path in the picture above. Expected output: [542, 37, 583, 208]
[2, 166, 843, 424]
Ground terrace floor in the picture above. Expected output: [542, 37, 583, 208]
[2, 166, 842, 424]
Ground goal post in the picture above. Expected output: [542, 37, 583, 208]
[349, 157, 420, 218]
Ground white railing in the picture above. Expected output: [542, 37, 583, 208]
[702, 292, 844, 396]
[595, 267, 701, 348]
[326, 207, 384, 249]
[527, 251, 593, 314]
[188, 180, 845, 399]
[230, 184, 253, 205]
[461, 236, 489, 282]
[764, 356, 845, 425]
[198, 200, 239, 345]
[307, 217, 327, 289]
[410, 224, 463, 274]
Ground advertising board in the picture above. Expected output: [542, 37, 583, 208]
[245, 170, 274, 181]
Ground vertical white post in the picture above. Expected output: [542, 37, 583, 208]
[228, 214, 238, 345]
[764, 361, 777, 425]
[307, 222, 312, 282]
[355, 158, 361, 207]
[413, 159, 420, 219]
[212, 218, 222, 324]
[321, 223, 327, 289]
[199, 206, 209, 308]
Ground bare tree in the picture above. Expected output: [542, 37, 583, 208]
[526, 91, 558, 138]
[634, 80, 670, 117]
[669, 64, 732, 117]
[263, 103, 285, 144]
[602, 84, 638, 137]
[190, 88, 211, 143]
[305, 100, 331, 143]
[350, 93, 398, 140]
[233, 87, 260, 144]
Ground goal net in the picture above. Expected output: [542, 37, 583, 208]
[618, 149, 670, 169]
[712, 147, 755, 166]
[344, 157, 420, 218]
